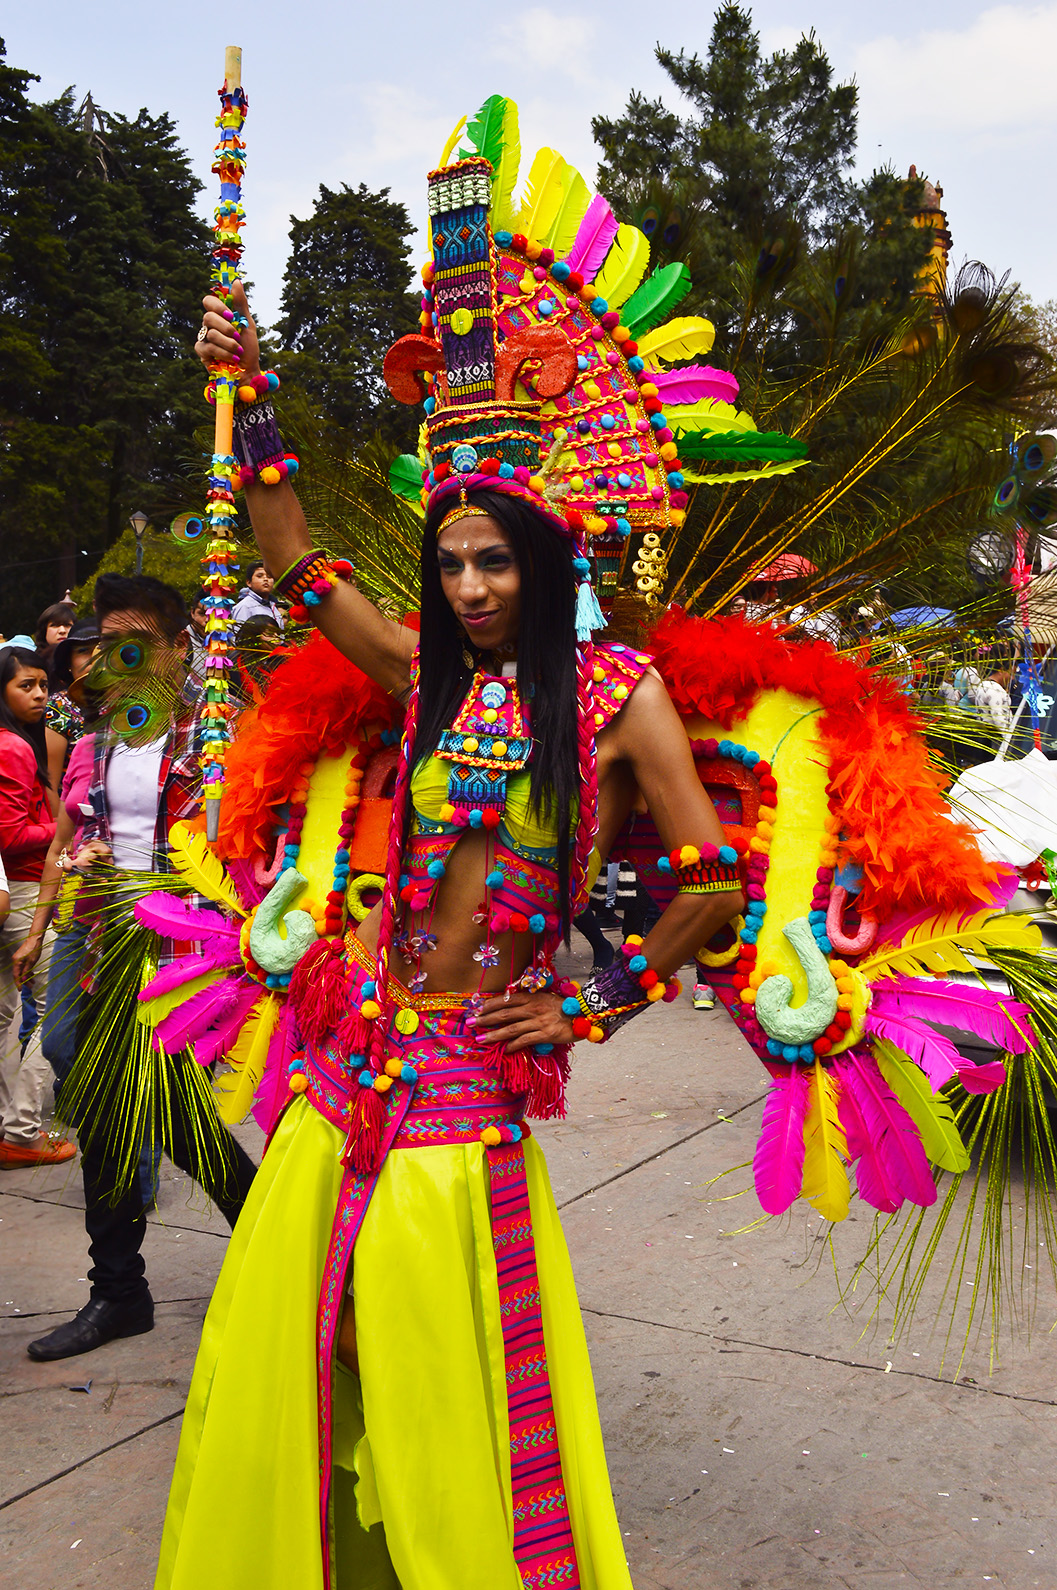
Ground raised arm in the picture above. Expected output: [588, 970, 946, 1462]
[196, 281, 415, 700]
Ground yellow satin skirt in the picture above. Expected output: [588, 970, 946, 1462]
[155, 1095, 634, 1589]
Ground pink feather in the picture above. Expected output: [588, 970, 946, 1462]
[652, 365, 740, 406]
[753, 1065, 810, 1215]
[227, 857, 267, 909]
[134, 892, 240, 943]
[832, 1052, 936, 1208]
[194, 980, 266, 1067]
[251, 1000, 299, 1137]
[564, 194, 619, 280]
[958, 1059, 1008, 1094]
[863, 1010, 962, 1091]
[138, 943, 242, 1002]
[870, 975, 1033, 1054]
[153, 975, 247, 1054]
[834, 1072, 902, 1213]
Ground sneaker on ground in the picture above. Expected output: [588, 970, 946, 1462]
[0, 1131, 77, 1167]
[692, 982, 716, 1011]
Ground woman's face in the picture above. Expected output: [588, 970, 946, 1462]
[437, 515, 521, 653]
[4, 664, 48, 724]
[69, 643, 96, 682]
[46, 618, 72, 646]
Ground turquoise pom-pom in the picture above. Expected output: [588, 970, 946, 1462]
[817, 936, 832, 954]
[658, 856, 672, 873]
[361, 980, 376, 999]
[561, 996, 580, 1017]
[494, 229, 513, 245]
[358, 1069, 373, 1088]
[498, 462, 514, 479]
[427, 860, 446, 880]
[534, 1042, 554, 1054]
[287, 1057, 304, 1072]
[592, 297, 608, 315]
[808, 909, 826, 924]
[528, 913, 546, 934]
[766, 1039, 782, 1057]
[509, 1123, 523, 1141]
[718, 844, 738, 865]
[782, 1045, 800, 1062]
[718, 739, 733, 756]
[485, 869, 504, 888]
[551, 260, 570, 280]
[799, 1045, 815, 1062]
[740, 927, 758, 943]
[304, 589, 321, 605]
[266, 371, 280, 389]
[469, 809, 484, 829]
[572, 556, 591, 575]
[628, 953, 648, 974]
[628, 356, 644, 372]
[401, 1064, 418, 1083]
[423, 396, 435, 414]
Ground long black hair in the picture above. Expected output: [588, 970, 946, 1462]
[416, 490, 580, 930]
[0, 646, 50, 787]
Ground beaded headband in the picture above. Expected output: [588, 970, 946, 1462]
[437, 502, 491, 533]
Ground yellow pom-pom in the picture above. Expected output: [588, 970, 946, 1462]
[740, 987, 757, 1004]
[440, 802, 456, 821]
[237, 385, 257, 404]
[581, 283, 598, 301]
[260, 465, 281, 485]
[670, 509, 686, 527]
[373, 1074, 393, 1093]
[836, 995, 853, 1011]
[360, 999, 381, 1021]
[525, 239, 542, 260]
[749, 836, 770, 854]
[588, 1024, 605, 1043]
[646, 983, 665, 1002]
[659, 442, 678, 461]
[614, 325, 630, 342]
[528, 475, 544, 494]
[757, 804, 777, 822]
[639, 383, 659, 398]
[480, 1125, 502, 1146]
[756, 822, 774, 840]
[384, 1057, 403, 1078]
[625, 934, 644, 946]
[288, 1072, 309, 1094]
[679, 844, 700, 866]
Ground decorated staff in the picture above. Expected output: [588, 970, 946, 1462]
[199, 46, 247, 840]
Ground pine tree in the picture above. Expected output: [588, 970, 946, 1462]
[274, 182, 419, 449]
[0, 38, 211, 634]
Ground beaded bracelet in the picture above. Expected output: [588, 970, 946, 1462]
[561, 938, 681, 1042]
[659, 841, 742, 894]
[232, 396, 300, 487]
[236, 370, 280, 404]
[283, 556, 354, 624]
[274, 550, 333, 600]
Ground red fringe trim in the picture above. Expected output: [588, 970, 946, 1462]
[481, 1041, 571, 1121]
[288, 939, 349, 1047]
[649, 609, 1002, 922]
[343, 1084, 386, 1173]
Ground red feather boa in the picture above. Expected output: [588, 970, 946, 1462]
[648, 609, 1001, 921]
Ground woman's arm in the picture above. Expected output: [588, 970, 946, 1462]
[10, 809, 109, 986]
[196, 282, 415, 700]
[0, 736, 56, 861]
[602, 671, 744, 980]
[45, 727, 67, 804]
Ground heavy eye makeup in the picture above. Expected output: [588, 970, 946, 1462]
[437, 547, 516, 575]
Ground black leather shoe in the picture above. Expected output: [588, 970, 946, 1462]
[26, 1295, 154, 1361]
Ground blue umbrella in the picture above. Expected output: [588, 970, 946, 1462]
[872, 606, 956, 630]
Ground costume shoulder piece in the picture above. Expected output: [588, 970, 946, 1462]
[588, 641, 652, 730]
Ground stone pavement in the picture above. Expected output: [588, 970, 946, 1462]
[2, 950, 1056, 1589]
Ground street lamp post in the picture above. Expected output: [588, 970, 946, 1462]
[129, 510, 149, 575]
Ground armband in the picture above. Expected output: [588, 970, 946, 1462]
[274, 553, 355, 624]
[658, 841, 742, 894]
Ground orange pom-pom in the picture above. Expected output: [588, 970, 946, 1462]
[646, 983, 665, 1002]
[288, 1072, 308, 1094]
[260, 465, 281, 485]
[237, 385, 257, 404]
[373, 1074, 393, 1093]
[480, 1125, 502, 1146]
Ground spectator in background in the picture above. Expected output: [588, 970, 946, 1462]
[33, 601, 77, 680]
[0, 646, 71, 1168]
[44, 618, 99, 788]
[231, 561, 284, 633]
[187, 588, 210, 685]
[974, 644, 1015, 732]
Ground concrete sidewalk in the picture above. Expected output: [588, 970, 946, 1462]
[2, 960, 1055, 1589]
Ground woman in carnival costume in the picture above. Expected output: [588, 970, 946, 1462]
[158, 148, 748, 1589]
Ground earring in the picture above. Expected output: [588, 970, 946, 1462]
[461, 640, 475, 670]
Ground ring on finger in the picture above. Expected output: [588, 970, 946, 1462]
[197, 325, 210, 344]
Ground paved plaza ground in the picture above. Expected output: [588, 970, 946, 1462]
[2, 945, 1055, 1589]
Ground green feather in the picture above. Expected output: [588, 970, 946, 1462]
[677, 428, 809, 462]
[389, 453, 425, 501]
[875, 1039, 970, 1173]
[594, 224, 650, 310]
[622, 261, 692, 339]
[458, 93, 507, 168]
[489, 99, 521, 232]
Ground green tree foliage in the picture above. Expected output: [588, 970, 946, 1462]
[274, 183, 419, 449]
[592, 4, 930, 346]
[0, 38, 210, 637]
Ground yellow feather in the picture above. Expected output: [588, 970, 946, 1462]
[593, 223, 650, 309]
[213, 992, 280, 1125]
[437, 114, 467, 170]
[167, 823, 246, 916]
[489, 100, 521, 233]
[666, 398, 759, 435]
[682, 459, 810, 485]
[638, 315, 717, 365]
[514, 148, 569, 243]
[542, 166, 590, 257]
[801, 1060, 850, 1222]
[874, 1040, 970, 1173]
[136, 969, 225, 1027]
[861, 911, 1041, 981]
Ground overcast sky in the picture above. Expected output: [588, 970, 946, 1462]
[4, 1, 1053, 329]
